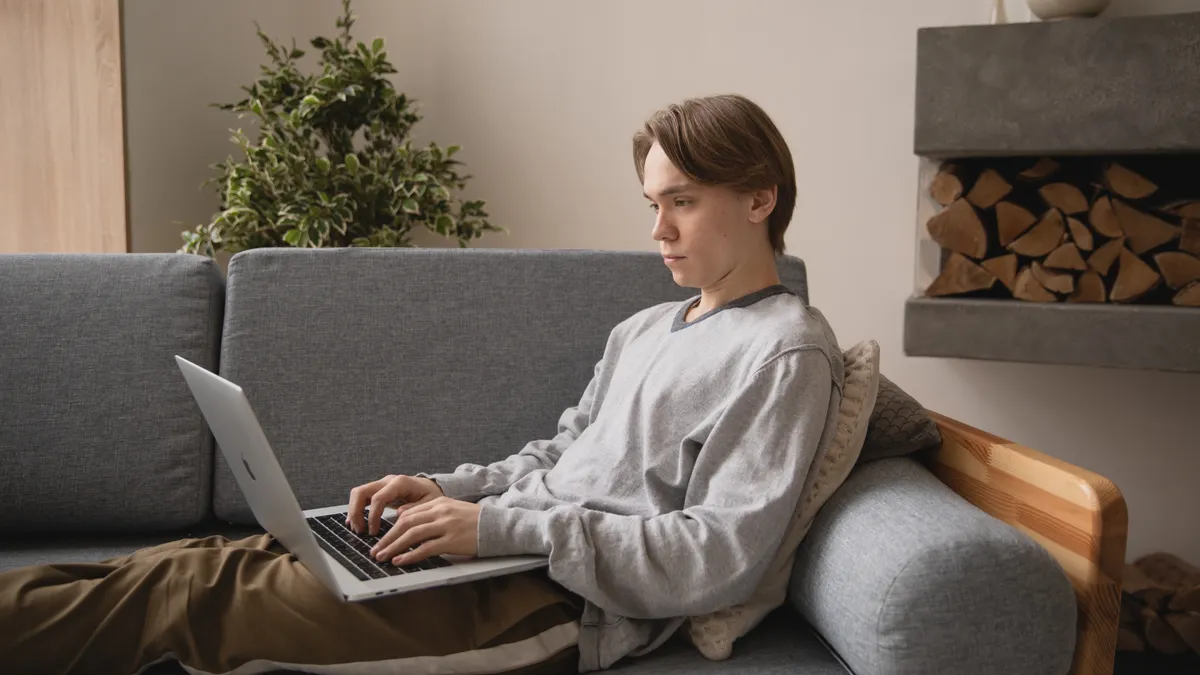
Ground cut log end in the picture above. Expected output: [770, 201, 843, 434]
[927, 199, 987, 259]
[1067, 217, 1094, 251]
[997, 201, 1038, 247]
[1069, 271, 1107, 303]
[1090, 196, 1124, 238]
[1106, 162, 1159, 199]
[925, 253, 997, 297]
[1088, 237, 1126, 276]
[1045, 242, 1087, 271]
[931, 168, 964, 206]
[1112, 248, 1162, 303]
[1018, 157, 1060, 180]
[1182, 220, 1200, 257]
[1008, 209, 1065, 257]
[981, 254, 1019, 291]
[966, 168, 1012, 209]
[1113, 198, 1182, 254]
[1040, 182, 1089, 214]
[1175, 281, 1200, 307]
[1153, 252, 1200, 290]
[1013, 267, 1058, 302]
[1031, 261, 1075, 294]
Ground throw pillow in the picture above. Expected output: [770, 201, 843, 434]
[684, 339, 881, 660]
[859, 374, 941, 463]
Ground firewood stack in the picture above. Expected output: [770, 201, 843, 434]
[922, 157, 1200, 306]
[1119, 552, 1200, 655]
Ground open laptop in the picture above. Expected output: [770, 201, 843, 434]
[174, 355, 548, 603]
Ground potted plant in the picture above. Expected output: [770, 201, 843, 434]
[179, 0, 502, 258]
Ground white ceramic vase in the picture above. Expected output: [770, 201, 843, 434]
[1026, 0, 1112, 20]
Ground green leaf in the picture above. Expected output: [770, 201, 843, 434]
[372, 37, 383, 53]
[412, 173, 429, 182]
[436, 214, 455, 233]
[316, 157, 331, 172]
[345, 153, 359, 174]
[401, 198, 420, 214]
[301, 94, 320, 108]
[446, 145, 461, 157]
[283, 229, 302, 246]
[250, 99, 263, 116]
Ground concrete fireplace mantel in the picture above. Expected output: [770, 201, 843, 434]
[903, 12, 1200, 374]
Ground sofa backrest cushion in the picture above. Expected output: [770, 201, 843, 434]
[0, 254, 224, 532]
[213, 248, 809, 524]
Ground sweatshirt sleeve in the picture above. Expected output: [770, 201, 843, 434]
[475, 347, 837, 619]
[418, 331, 617, 501]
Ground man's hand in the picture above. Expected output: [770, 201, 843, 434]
[346, 474, 445, 536]
[369, 496, 480, 566]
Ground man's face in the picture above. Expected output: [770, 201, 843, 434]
[641, 143, 761, 289]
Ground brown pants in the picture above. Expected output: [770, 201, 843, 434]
[0, 534, 583, 675]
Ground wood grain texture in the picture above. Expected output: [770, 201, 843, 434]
[925, 411, 1128, 675]
[0, 0, 127, 253]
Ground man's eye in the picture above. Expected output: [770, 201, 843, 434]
[675, 199, 691, 207]
[648, 203, 660, 212]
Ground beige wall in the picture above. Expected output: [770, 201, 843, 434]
[124, 0, 1200, 563]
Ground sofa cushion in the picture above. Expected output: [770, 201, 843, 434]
[214, 248, 810, 524]
[0, 254, 224, 533]
[685, 340, 880, 660]
[860, 374, 941, 462]
[789, 457, 1077, 675]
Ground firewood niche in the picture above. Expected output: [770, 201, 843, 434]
[921, 155, 1200, 307]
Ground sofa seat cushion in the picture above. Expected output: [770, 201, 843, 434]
[0, 523, 265, 572]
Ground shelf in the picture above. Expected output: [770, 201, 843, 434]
[914, 12, 1200, 158]
[903, 296, 1200, 373]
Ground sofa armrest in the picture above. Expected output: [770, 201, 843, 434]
[788, 456, 1078, 675]
[924, 412, 1127, 675]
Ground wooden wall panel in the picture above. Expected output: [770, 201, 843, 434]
[0, 0, 127, 253]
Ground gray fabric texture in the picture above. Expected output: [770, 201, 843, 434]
[0, 524, 266, 572]
[213, 248, 809, 525]
[0, 254, 224, 532]
[859, 374, 942, 463]
[445, 291, 843, 671]
[789, 457, 1078, 675]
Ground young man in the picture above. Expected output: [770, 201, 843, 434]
[0, 94, 842, 675]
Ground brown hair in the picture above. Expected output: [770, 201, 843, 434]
[633, 94, 797, 255]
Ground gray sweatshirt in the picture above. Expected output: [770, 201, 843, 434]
[426, 285, 844, 672]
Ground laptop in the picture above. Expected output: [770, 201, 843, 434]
[174, 355, 548, 602]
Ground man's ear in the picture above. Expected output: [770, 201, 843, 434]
[748, 186, 777, 224]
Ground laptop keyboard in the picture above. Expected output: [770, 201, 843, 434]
[306, 510, 453, 582]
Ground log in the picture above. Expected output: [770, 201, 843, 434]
[927, 199, 987, 259]
[931, 164, 964, 206]
[1143, 608, 1191, 655]
[1045, 242, 1087, 270]
[1067, 217, 1094, 251]
[966, 168, 1012, 209]
[996, 201, 1038, 247]
[1163, 612, 1200, 655]
[981, 254, 1019, 291]
[1176, 281, 1200, 307]
[1013, 267, 1057, 302]
[1171, 586, 1200, 613]
[1069, 271, 1107, 303]
[1117, 626, 1146, 652]
[1153, 252, 1200, 289]
[1032, 261, 1075, 294]
[1175, 202, 1200, 219]
[1090, 196, 1124, 238]
[1105, 162, 1159, 199]
[1040, 182, 1089, 214]
[1112, 248, 1162, 303]
[1135, 552, 1200, 589]
[925, 253, 997, 296]
[1088, 237, 1126, 276]
[1008, 209, 1065, 257]
[1182, 220, 1200, 257]
[1112, 199, 1182, 254]
[1018, 157, 1060, 180]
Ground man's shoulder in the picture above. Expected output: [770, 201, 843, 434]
[752, 296, 844, 389]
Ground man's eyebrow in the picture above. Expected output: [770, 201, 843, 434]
[643, 184, 693, 200]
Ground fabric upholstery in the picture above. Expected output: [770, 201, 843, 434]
[859, 374, 942, 462]
[789, 456, 1078, 675]
[685, 340, 880, 660]
[0, 254, 224, 532]
[214, 248, 809, 524]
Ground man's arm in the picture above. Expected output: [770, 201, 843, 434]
[474, 347, 838, 619]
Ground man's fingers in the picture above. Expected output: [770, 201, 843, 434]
[370, 507, 440, 557]
[394, 537, 447, 566]
[375, 523, 441, 563]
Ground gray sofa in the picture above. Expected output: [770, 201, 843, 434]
[0, 249, 1079, 674]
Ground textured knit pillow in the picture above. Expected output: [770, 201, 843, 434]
[859, 374, 941, 463]
[684, 340, 881, 660]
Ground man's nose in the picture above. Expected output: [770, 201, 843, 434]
[652, 213, 674, 241]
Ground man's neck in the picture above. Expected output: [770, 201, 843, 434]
[689, 256, 782, 320]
